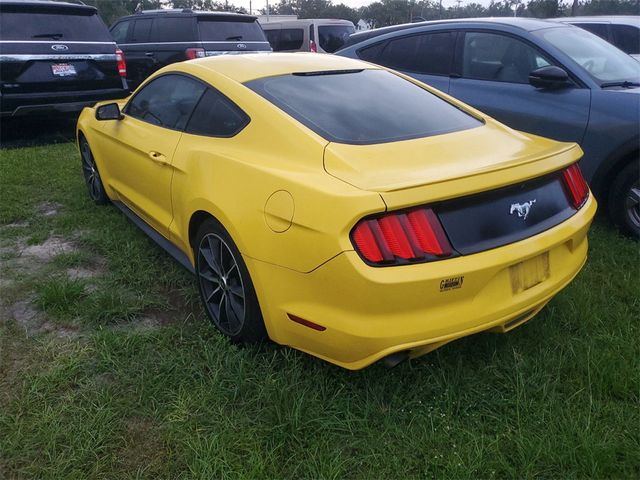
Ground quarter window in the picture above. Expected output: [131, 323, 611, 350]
[185, 88, 249, 137]
[126, 74, 206, 130]
[110, 21, 131, 44]
[462, 32, 551, 84]
[376, 32, 455, 75]
[612, 25, 640, 55]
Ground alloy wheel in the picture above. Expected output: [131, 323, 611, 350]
[626, 182, 640, 230]
[80, 140, 102, 201]
[197, 233, 246, 336]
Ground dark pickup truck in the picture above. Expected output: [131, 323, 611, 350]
[0, 0, 129, 118]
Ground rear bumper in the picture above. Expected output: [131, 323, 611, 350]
[246, 195, 597, 370]
[1, 88, 128, 117]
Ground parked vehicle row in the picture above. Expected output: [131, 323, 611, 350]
[337, 18, 640, 238]
[77, 53, 596, 369]
[0, 0, 128, 117]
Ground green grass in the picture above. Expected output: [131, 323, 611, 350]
[1, 142, 638, 479]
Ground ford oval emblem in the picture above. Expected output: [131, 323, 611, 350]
[237, 43, 247, 49]
[51, 44, 69, 51]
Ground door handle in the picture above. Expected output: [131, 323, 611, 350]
[148, 151, 168, 165]
[145, 52, 155, 56]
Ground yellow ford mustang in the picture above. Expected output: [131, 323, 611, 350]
[76, 53, 596, 369]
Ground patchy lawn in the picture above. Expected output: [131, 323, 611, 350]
[0, 142, 638, 479]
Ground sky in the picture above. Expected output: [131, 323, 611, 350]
[232, 0, 492, 15]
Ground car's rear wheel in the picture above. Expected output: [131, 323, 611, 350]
[609, 161, 639, 239]
[194, 218, 267, 342]
[79, 135, 108, 205]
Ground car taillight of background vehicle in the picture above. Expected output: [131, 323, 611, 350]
[562, 163, 589, 209]
[115, 48, 126, 77]
[310, 40, 317, 53]
[186, 48, 205, 60]
[351, 208, 453, 265]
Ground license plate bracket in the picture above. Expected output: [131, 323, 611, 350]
[51, 63, 77, 77]
[509, 252, 550, 294]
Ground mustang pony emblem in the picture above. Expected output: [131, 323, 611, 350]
[510, 200, 537, 220]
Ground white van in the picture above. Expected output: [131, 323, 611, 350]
[262, 19, 355, 53]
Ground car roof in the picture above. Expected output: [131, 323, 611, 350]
[262, 18, 354, 27]
[179, 52, 377, 83]
[0, 0, 97, 13]
[550, 15, 640, 26]
[344, 17, 563, 47]
[115, 9, 257, 22]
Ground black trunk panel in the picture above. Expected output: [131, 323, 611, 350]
[436, 172, 575, 255]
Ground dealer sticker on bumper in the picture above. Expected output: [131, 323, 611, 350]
[51, 63, 77, 77]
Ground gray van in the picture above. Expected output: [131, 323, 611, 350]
[262, 19, 355, 53]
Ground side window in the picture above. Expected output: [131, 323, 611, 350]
[357, 41, 387, 62]
[131, 18, 152, 43]
[185, 88, 249, 137]
[126, 74, 206, 130]
[612, 25, 640, 55]
[574, 23, 610, 41]
[264, 29, 281, 50]
[150, 17, 194, 42]
[110, 21, 130, 44]
[278, 28, 304, 50]
[462, 32, 551, 84]
[376, 32, 455, 75]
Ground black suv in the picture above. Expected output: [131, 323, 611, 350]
[0, 0, 129, 118]
[110, 9, 272, 89]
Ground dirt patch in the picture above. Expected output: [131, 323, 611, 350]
[20, 236, 76, 261]
[36, 201, 62, 217]
[1, 297, 80, 339]
[66, 266, 101, 281]
[118, 416, 167, 475]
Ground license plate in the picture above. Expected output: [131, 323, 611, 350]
[51, 63, 77, 77]
[509, 252, 550, 294]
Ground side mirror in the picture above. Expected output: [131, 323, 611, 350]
[529, 66, 571, 89]
[95, 103, 123, 121]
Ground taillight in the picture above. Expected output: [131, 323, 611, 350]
[115, 48, 126, 77]
[562, 163, 589, 209]
[351, 208, 453, 265]
[310, 40, 317, 53]
[185, 48, 205, 60]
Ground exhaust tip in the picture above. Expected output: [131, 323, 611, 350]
[382, 350, 409, 368]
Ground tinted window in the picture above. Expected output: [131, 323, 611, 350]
[318, 25, 355, 53]
[462, 32, 550, 83]
[110, 21, 131, 44]
[150, 17, 194, 42]
[0, 10, 112, 41]
[126, 74, 206, 130]
[357, 41, 387, 62]
[246, 69, 481, 144]
[197, 18, 266, 42]
[574, 23, 610, 41]
[264, 29, 280, 49]
[376, 32, 455, 75]
[185, 88, 249, 137]
[278, 28, 304, 50]
[612, 25, 640, 55]
[131, 18, 152, 43]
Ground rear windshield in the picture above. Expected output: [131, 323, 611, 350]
[197, 17, 267, 42]
[0, 10, 112, 41]
[318, 25, 355, 53]
[246, 69, 482, 144]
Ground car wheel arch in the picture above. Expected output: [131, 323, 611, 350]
[591, 143, 639, 204]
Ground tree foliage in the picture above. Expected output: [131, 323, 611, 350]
[75, 0, 640, 29]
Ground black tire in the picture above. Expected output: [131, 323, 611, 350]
[194, 218, 267, 343]
[608, 161, 639, 239]
[79, 135, 109, 205]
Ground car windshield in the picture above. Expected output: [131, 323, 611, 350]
[197, 17, 266, 42]
[245, 69, 482, 145]
[318, 25, 356, 53]
[535, 26, 640, 84]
